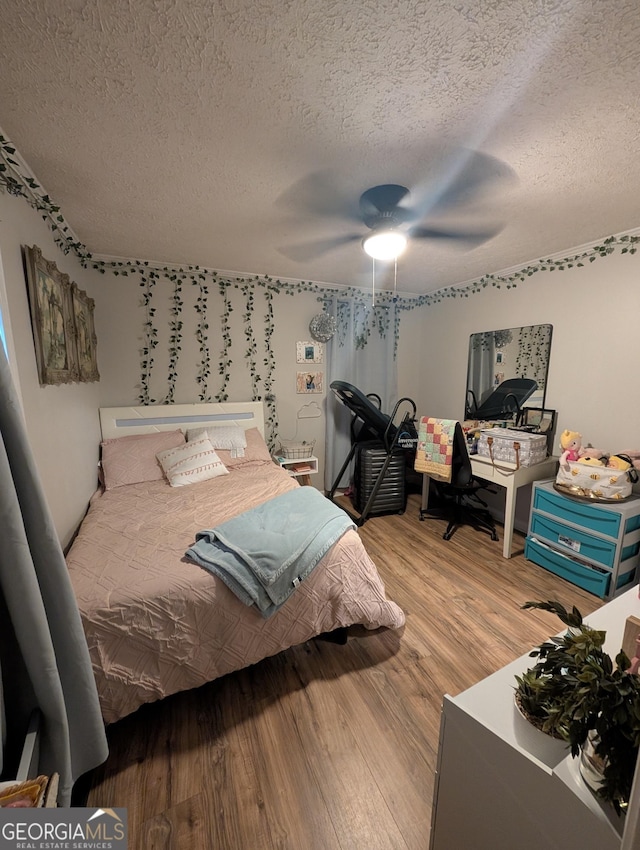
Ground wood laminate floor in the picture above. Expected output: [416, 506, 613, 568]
[86, 493, 602, 849]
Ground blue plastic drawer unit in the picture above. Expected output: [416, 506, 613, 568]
[526, 480, 640, 599]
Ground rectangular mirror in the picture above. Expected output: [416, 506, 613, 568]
[465, 324, 553, 420]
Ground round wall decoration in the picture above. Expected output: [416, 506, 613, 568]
[309, 312, 337, 342]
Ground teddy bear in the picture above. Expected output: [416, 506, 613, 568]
[559, 429, 583, 467]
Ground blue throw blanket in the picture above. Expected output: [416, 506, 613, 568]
[185, 487, 356, 618]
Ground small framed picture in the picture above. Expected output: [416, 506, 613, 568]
[520, 407, 556, 434]
[496, 351, 504, 364]
[296, 340, 324, 364]
[296, 371, 323, 393]
[71, 283, 100, 382]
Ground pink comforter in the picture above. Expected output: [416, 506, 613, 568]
[66, 462, 405, 723]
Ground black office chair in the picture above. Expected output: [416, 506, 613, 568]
[466, 377, 538, 421]
[419, 422, 498, 542]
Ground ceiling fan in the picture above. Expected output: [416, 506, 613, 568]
[277, 150, 516, 263]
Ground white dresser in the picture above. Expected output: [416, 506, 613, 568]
[429, 588, 640, 850]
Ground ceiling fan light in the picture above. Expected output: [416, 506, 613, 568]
[362, 230, 407, 261]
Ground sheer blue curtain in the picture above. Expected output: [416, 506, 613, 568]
[324, 296, 398, 490]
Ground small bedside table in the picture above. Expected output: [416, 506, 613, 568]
[274, 455, 319, 486]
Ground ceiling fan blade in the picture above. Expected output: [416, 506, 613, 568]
[278, 233, 361, 262]
[411, 223, 503, 248]
[275, 171, 362, 223]
[403, 150, 517, 220]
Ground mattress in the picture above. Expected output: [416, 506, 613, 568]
[66, 461, 405, 723]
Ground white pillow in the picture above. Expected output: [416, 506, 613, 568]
[156, 437, 229, 487]
[187, 426, 247, 458]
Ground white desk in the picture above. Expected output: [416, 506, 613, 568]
[421, 454, 559, 559]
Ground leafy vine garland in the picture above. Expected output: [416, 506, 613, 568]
[2, 130, 640, 446]
[194, 273, 211, 402]
[139, 271, 158, 405]
[262, 289, 277, 435]
[216, 280, 233, 402]
[241, 284, 258, 401]
[164, 272, 184, 404]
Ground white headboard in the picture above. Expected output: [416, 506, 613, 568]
[99, 402, 265, 440]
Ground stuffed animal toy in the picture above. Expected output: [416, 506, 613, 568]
[580, 446, 607, 462]
[607, 454, 633, 471]
[606, 454, 639, 486]
[559, 430, 583, 467]
[578, 454, 606, 466]
[620, 450, 640, 473]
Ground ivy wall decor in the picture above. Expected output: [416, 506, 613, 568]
[515, 323, 553, 392]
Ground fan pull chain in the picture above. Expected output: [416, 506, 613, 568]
[394, 258, 398, 295]
[372, 257, 376, 307]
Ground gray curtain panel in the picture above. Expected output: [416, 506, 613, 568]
[0, 346, 107, 805]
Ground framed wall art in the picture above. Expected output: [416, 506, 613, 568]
[71, 283, 100, 382]
[23, 244, 79, 385]
[296, 340, 324, 364]
[296, 371, 323, 394]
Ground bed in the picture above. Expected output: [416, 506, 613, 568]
[65, 403, 405, 724]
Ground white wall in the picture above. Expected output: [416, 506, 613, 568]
[269, 293, 328, 477]
[0, 192, 104, 547]
[396, 248, 640, 529]
[401, 250, 640, 451]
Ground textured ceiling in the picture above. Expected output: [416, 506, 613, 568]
[0, 0, 638, 294]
